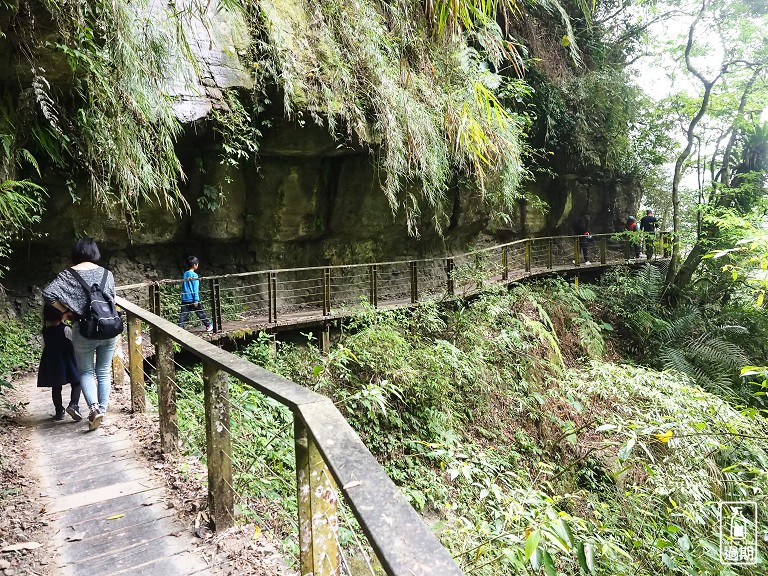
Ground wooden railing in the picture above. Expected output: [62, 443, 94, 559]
[116, 232, 670, 343]
[113, 232, 668, 575]
[115, 297, 463, 575]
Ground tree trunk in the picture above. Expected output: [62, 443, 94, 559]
[670, 66, 763, 294]
[665, 0, 716, 288]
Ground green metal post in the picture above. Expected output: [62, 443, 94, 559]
[369, 265, 378, 308]
[502, 248, 508, 280]
[525, 240, 531, 273]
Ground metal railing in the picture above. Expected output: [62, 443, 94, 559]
[112, 232, 669, 575]
[116, 232, 670, 341]
[115, 297, 463, 575]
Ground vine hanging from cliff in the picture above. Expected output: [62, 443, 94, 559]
[241, 0, 533, 235]
[3, 0, 193, 214]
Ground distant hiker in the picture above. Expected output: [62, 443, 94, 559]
[43, 238, 121, 431]
[639, 209, 659, 259]
[37, 303, 82, 421]
[178, 256, 213, 333]
[625, 215, 641, 259]
[574, 216, 592, 265]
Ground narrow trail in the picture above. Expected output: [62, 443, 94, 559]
[18, 374, 212, 576]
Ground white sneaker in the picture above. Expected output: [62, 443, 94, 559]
[206, 324, 214, 333]
[584, 261, 591, 265]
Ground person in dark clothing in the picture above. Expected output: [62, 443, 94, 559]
[37, 303, 82, 421]
[626, 216, 641, 258]
[639, 209, 659, 259]
[574, 216, 592, 264]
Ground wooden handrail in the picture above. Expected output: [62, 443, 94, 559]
[116, 296, 463, 576]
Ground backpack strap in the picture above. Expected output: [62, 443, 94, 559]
[66, 267, 92, 293]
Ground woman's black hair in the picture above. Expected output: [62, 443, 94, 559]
[43, 302, 63, 324]
[71, 238, 101, 264]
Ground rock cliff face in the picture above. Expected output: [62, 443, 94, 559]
[10, 118, 637, 289]
[2, 1, 639, 291]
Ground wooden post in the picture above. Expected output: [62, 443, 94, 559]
[150, 282, 161, 317]
[268, 272, 277, 323]
[127, 314, 145, 413]
[212, 278, 223, 333]
[410, 262, 418, 304]
[323, 268, 331, 316]
[295, 415, 340, 576]
[600, 238, 607, 265]
[524, 240, 531, 273]
[111, 333, 125, 392]
[446, 258, 455, 295]
[547, 238, 553, 269]
[203, 361, 234, 530]
[501, 248, 508, 281]
[369, 265, 378, 308]
[155, 332, 178, 454]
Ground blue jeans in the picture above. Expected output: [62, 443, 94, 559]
[72, 331, 119, 412]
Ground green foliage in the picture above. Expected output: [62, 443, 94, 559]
[0, 179, 45, 276]
[0, 314, 39, 411]
[4, 0, 190, 214]
[597, 263, 757, 399]
[247, 0, 531, 234]
[209, 89, 263, 168]
[146, 267, 768, 574]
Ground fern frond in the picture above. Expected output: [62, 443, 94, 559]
[687, 334, 749, 370]
[18, 148, 40, 176]
[32, 70, 62, 135]
[658, 308, 701, 343]
[631, 263, 666, 304]
[659, 347, 698, 383]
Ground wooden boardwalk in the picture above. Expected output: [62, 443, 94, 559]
[20, 375, 213, 576]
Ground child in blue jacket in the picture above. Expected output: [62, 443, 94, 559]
[178, 256, 213, 333]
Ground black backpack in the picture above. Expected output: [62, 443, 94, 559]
[67, 268, 124, 339]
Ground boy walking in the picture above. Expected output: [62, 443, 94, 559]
[178, 256, 213, 333]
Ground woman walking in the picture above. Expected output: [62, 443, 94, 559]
[43, 238, 120, 430]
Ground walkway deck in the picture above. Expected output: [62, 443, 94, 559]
[20, 375, 213, 576]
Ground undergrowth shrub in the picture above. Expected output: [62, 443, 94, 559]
[157, 278, 766, 575]
[597, 264, 757, 402]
